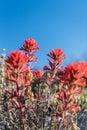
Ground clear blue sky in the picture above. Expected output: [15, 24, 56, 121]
[0, 0, 87, 69]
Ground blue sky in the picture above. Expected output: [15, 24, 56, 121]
[0, 0, 87, 69]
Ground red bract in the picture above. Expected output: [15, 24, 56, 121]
[20, 38, 39, 52]
[5, 51, 31, 87]
[47, 48, 66, 63]
[59, 62, 87, 87]
[5, 51, 28, 69]
[33, 70, 43, 81]
[20, 38, 39, 62]
[43, 48, 66, 71]
[71, 105, 80, 112]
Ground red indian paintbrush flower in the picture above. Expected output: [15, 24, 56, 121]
[33, 70, 43, 81]
[47, 48, 66, 63]
[20, 38, 39, 62]
[5, 51, 28, 73]
[43, 48, 66, 71]
[20, 38, 39, 53]
[59, 62, 87, 87]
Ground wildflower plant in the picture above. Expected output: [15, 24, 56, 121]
[0, 38, 87, 130]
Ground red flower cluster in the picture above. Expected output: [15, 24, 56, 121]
[5, 51, 31, 88]
[20, 38, 39, 62]
[5, 51, 28, 73]
[44, 48, 66, 71]
[20, 38, 39, 52]
[33, 70, 43, 82]
[59, 62, 87, 87]
[47, 48, 66, 63]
